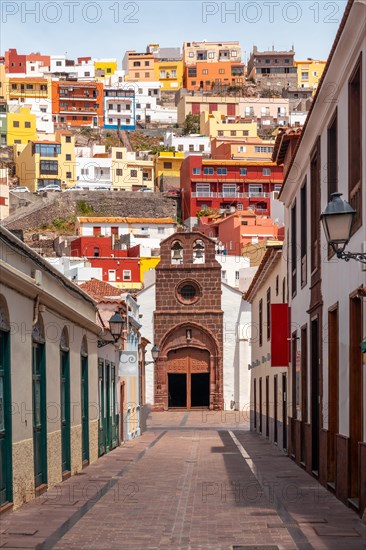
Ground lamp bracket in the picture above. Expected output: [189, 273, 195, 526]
[335, 249, 366, 264]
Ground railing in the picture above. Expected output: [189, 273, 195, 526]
[245, 192, 270, 198]
[192, 192, 217, 198]
[218, 192, 244, 198]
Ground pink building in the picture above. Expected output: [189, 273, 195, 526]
[198, 211, 281, 256]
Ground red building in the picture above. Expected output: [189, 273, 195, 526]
[70, 237, 141, 287]
[51, 80, 104, 128]
[5, 49, 50, 73]
[180, 155, 283, 228]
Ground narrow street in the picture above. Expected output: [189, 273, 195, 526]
[0, 411, 365, 550]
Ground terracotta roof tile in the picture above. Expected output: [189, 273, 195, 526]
[79, 279, 123, 301]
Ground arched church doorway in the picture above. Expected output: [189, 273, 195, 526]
[167, 348, 210, 409]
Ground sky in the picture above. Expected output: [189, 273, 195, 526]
[1, 1, 348, 62]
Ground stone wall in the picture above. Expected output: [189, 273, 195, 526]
[3, 191, 178, 232]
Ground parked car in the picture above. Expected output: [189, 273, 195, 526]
[166, 189, 180, 196]
[64, 186, 84, 191]
[138, 187, 153, 193]
[12, 186, 30, 193]
[41, 185, 62, 193]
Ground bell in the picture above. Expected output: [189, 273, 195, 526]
[194, 248, 203, 259]
[172, 248, 183, 260]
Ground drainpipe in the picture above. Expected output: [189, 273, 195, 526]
[32, 295, 40, 326]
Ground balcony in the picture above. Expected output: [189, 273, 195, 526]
[218, 192, 244, 198]
[192, 192, 217, 198]
[245, 192, 270, 198]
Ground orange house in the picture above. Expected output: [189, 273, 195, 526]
[184, 61, 245, 91]
[52, 81, 104, 128]
[198, 211, 280, 256]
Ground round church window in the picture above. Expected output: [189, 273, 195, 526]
[176, 280, 201, 305]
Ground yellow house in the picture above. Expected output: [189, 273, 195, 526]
[154, 59, 183, 91]
[7, 107, 36, 145]
[140, 256, 160, 284]
[295, 60, 326, 92]
[155, 150, 184, 191]
[112, 147, 155, 191]
[6, 76, 52, 102]
[14, 129, 76, 192]
[200, 110, 258, 139]
[94, 59, 118, 80]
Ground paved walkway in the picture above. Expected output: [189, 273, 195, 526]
[1, 411, 365, 550]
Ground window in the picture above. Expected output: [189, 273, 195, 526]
[158, 227, 165, 234]
[238, 146, 246, 153]
[230, 130, 237, 136]
[145, 61, 150, 66]
[218, 130, 224, 136]
[189, 52, 194, 58]
[24, 121, 31, 128]
[116, 169, 123, 176]
[276, 275, 279, 296]
[108, 270, 116, 282]
[56, 60, 62, 66]
[193, 167, 201, 175]
[135, 72, 140, 78]
[291, 200, 297, 296]
[130, 170, 137, 177]
[249, 184, 263, 196]
[202, 69, 208, 75]
[66, 154, 71, 161]
[255, 146, 273, 153]
[196, 184, 210, 197]
[116, 151, 123, 159]
[199, 145, 205, 152]
[231, 50, 237, 57]
[301, 71, 309, 80]
[219, 69, 225, 74]
[217, 168, 227, 175]
[348, 55, 362, 232]
[133, 61, 141, 67]
[203, 167, 214, 175]
[242, 131, 249, 137]
[93, 247, 99, 257]
[13, 121, 19, 128]
[222, 184, 236, 197]
[65, 136, 71, 143]
[189, 144, 194, 152]
[240, 167, 247, 175]
[266, 288, 271, 340]
[237, 203, 243, 210]
[81, 168, 89, 176]
[208, 52, 215, 59]
[123, 270, 131, 281]
[188, 68, 197, 77]
[145, 73, 149, 77]
[310, 139, 321, 272]
[163, 162, 172, 169]
[327, 109, 338, 199]
[66, 172, 71, 178]
[146, 103, 151, 109]
[40, 160, 58, 175]
[262, 168, 271, 176]
[178, 145, 184, 152]
[259, 299, 263, 347]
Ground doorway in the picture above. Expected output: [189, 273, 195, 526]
[81, 354, 89, 465]
[349, 295, 363, 500]
[311, 318, 320, 474]
[191, 373, 209, 407]
[32, 340, 47, 489]
[168, 374, 187, 407]
[274, 376, 278, 444]
[328, 306, 338, 483]
[282, 373, 287, 451]
[166, 348, 210, 409]
[60, 349, 71, 476]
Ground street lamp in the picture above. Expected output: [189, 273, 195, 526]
[146, 345, 160, 365]
[320, 192, 366, 264]
[98, 311, 125, 347]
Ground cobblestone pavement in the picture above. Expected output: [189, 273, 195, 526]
[1, 411, 365, 550]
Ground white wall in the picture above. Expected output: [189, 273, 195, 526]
[164, 131, 211, 153]
[136, 283, 156, 404]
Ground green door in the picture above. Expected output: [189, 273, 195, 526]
[105, 362, 111, 451]
[0, 329, 12, 507]
[98, 360, 105, 456]
[32, 342, 47, 489]
[81, 355, 89, 464]
[60, 350, 71, 474]
[110, 364, 118, 449]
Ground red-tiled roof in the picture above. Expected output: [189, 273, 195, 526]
[79, 279, 123, 301]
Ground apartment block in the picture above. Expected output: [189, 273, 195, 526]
[247, 46, 297, 90]
[52, 81, 104, 128]
[7, 106, 37, 145]
[294, 59, 326, 92]
[183, 41, 245, 91]
[122, 51, 155, 82]
[200, 110, 258, 139]
[15, 130, 76, 191]
[155, 150, 185, 190]
[112, 147, 155, 191]
[180, 154, 283, 228]
[176, 92, 240, 125]
[104, 87, 135, 130]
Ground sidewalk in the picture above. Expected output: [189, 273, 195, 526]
[0, 411, 365, 550]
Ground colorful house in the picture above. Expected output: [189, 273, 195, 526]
[52, 80, 104, 128]
[294, 59, 327, 92]
[155, 150, 185, 191]
[122, 51, 155, 82]
[7, 106, 36, 145]
[180, 154, 283, 228]
[154, 58, 183, 91]
[94, 59, 118, 80]
[183, 41, 245, 91]
[200, 110, 258, 139]
[14, 130, 76, 191]
[112, 148, 154, 191]
[104, 88, 135, 130]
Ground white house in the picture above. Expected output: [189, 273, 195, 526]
[274, 0, 366, 518]
[164, 131, 211, 154]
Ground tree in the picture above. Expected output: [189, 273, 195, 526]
[182, 114, 200, 135]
